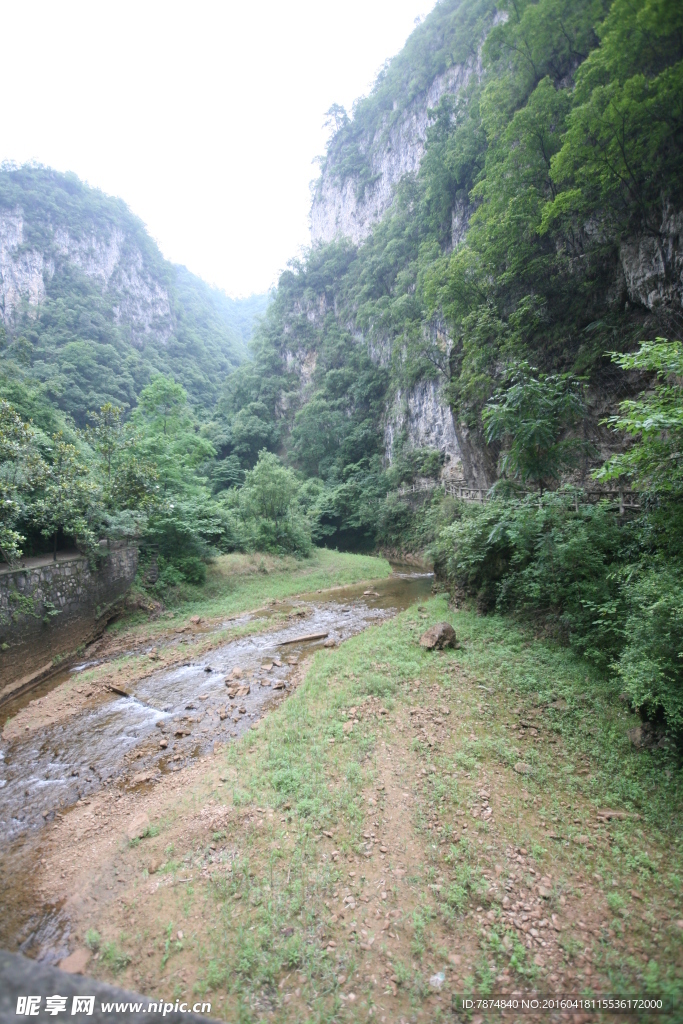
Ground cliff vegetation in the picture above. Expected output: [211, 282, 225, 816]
[1, 0, 682, 734]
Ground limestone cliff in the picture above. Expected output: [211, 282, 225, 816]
[308, 1, 682, 490]
[0, 208, 174, 346]
[310, 57, 481, 246]
[0, 166, 265, 420]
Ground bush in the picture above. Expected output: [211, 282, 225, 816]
[616, 562, 683, 734]
[436, 491, 628, 665]
[238, 450, 312, 556]
[174, 555, 207, 585]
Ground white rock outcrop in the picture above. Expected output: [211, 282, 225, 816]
[620, 205, 683, 312]
[0, 209, 173, 345]
[384, 380, 464, 482]
[311, 59, 479, 247]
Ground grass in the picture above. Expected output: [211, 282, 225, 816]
[68, 579, 683, 1020]
[117, 549, 393, 634]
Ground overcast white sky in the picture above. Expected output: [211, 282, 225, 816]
[0, 1, 436, 297]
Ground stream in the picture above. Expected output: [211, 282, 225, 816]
[0, 568, 432, 958]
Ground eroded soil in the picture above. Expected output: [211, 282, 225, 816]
[2, 580, 682, 1023]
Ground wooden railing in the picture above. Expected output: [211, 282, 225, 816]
[398, 480, 641, 511]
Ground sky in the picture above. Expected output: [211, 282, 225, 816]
[0, 0, 436, 297]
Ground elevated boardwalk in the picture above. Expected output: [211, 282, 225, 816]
[397, 481, 641, 511]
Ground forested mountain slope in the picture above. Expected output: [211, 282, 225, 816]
[0, 166, 266, 424]
[219, 0, 681, 524]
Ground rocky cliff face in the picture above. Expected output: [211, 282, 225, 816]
[619, 204, 683, 318]
[309, 12, 512, 485]
[309, 1, 683, 492]
[310, 57, 481, 247]
[0, 207, 174, 346]
[384, 380, 464, 480]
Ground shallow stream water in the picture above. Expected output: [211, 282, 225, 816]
[0, 568, 432, 957]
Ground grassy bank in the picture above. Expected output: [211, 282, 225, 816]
[121, 549, 393, 632]
[86, 596, 682, 1022]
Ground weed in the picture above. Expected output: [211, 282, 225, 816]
[100, 942, 131, 974]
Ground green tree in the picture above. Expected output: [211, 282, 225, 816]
[134, 376, 215, 495]
[138, 376, 187, 435]
[0, 400, 45, 563]
[238, 450, 311, 555]
[32, 434, 101, 559]
[483, 363, 589, 493]
[85, 403, 125, 481]
[595, 339, 683, 493]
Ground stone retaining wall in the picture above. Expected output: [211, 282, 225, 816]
[0, 546, 138, 698]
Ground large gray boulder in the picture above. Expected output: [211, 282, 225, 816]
[0, 950, 218, 1024]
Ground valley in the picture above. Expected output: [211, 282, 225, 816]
[1, 0, 682, 1018]
[1, 552, 680, 1021]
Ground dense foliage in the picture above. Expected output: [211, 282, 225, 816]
[435, 339, 683, 733]
[0, 166, 266, 425]
[1, 1, 681, 732]
[202, 0, 682, 731]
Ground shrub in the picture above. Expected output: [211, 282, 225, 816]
[436, 491, 628, 664]
[616, 561, 683, 734]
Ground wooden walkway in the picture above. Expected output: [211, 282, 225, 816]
[397, 481, 640, 511]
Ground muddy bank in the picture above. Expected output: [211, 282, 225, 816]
[0, 569, 432, 961]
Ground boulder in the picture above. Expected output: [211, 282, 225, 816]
[628, 723, 657, 748]
[419, 622, 457, 650]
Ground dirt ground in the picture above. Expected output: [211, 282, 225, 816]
[5, 583, 683, 1023]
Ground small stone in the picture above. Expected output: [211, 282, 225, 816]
[419, 622, 456, 650]
[324, 638, 337, 648]
[538, 886, 552, 899]
[231, 667, 243, 679]
[159, 739, 168, 749]
[126, 812, 149, 840]
[190, 616, 201, 625]
[59, 949, 90, 975]
[514, 762, 533, 775]
[343, 721, 353, 734]
[177, 930, 183, 940]
[148, 858, 162, 874]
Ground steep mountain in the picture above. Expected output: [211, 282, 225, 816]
[0, 166, 266, 423]
[311, 0, 504, 246]
[216, 0, 682, 545]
